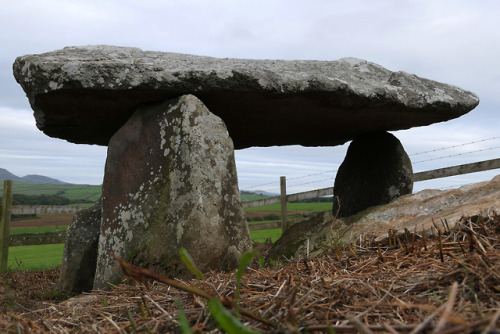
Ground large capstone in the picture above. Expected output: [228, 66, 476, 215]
[60, 199, 101, 293]
[333, 132, 413, 217]
[13, 46, 479, 149]
[93, 94, 252, 289]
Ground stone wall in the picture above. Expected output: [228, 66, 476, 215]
[9, 231, 66, 246]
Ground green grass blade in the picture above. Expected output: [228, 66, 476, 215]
[175, 300, 193, 334]
[179, 248, 205, 280]
[235, 251, 255, 311]
[208, 298, 261, 334]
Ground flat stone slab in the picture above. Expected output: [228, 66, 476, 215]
[13, 45, 479, 149]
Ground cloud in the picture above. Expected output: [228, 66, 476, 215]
[1, 0, 499, 191]
[0, 107, 34, 129]
[236, 119, 500, 194]
[235, 145, 347, 192]
[0, 107, 107, 184]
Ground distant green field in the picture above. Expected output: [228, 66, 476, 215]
[247, 219, 280, 225]
[245, 202, 332, 212]
[6, 227, 281, 271]
[250, 229, 282, 243]
[12, 182, 102, 202]
[10, 183, 272, 204]
[10, 226, 68, 235]
[61, 186, 102, 201]
[240, 193, 268, 202]
[8, 244, 64, 271]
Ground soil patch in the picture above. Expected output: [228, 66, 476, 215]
[0, 214, 498, 333]
[245, 210, 311, 219]
[10, 214, 73, 228]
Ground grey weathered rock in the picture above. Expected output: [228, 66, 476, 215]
[342, 173, 500, 241]
[267, 174, 500, 261]
[60, 199, 101, 293]
[333, 131, 413, 217]
[93, 94, 252, 289]
[13, 45, 479, 149]
[265, 211, 336, 262]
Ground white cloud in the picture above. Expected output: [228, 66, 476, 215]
[1, 0, 499, 191]
[0, 107, 107, 184]
[0, 107, 34, 128]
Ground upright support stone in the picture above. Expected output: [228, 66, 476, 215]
[94, 94, 252, 289]
[60, 200, 102, 293]
[333, 132, 413, 218]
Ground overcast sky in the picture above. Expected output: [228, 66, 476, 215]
[1, 0, 499, 194]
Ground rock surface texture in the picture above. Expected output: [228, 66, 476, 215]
[60, 200, 101, 293]
[12, 46, 483, 287]
[94, 95, 252, 289]
[267, 174, 500, 262]
[13, 45, 479, 149]
[266, 211, 335, 262]
[333, 131, 413, 217]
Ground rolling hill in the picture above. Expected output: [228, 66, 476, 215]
[0, 168, 71, 185]
[0, 168, 100, 203]
[1, 168, 269, 203]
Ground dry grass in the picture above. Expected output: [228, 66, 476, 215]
[1, 213, 499, 333]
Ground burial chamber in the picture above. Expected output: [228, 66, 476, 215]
[12, 46, 479, 291]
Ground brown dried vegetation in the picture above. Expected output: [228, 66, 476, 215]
[1, 214, 499, 333]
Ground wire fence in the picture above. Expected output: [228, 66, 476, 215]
[244, 136, 500, 193]
[2, 136, 500, 270]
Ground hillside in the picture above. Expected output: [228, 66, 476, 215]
[20, 174, 70, 185]
[10, 184, 267, 204]
[240, 190, 270, 202]
[0, 168, 21, 182]
[10, 183, 102, 203]
[0, 168, 97, 203]
[1, 173, 268, 205]
[0, 168, 71, 185]
[1, 168, 272, 203]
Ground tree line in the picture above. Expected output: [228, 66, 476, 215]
[0, 194, 93, 206]
[291, 197, 333, 203]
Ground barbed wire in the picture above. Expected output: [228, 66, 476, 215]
[243, 180, 278, 190]
[287, 169, 337, 181]
[287, 177, 334, 190]
[412, 145, 500, 164]
[243, 169, 337, 190]
[410, 136, 500, 156]
[242, 136, 500, 191]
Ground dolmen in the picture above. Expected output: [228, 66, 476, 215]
[13, 46, 479, 292]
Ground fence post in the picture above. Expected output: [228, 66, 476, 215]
[1, 180, 13, 273]
[280, 176, 288, 233]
